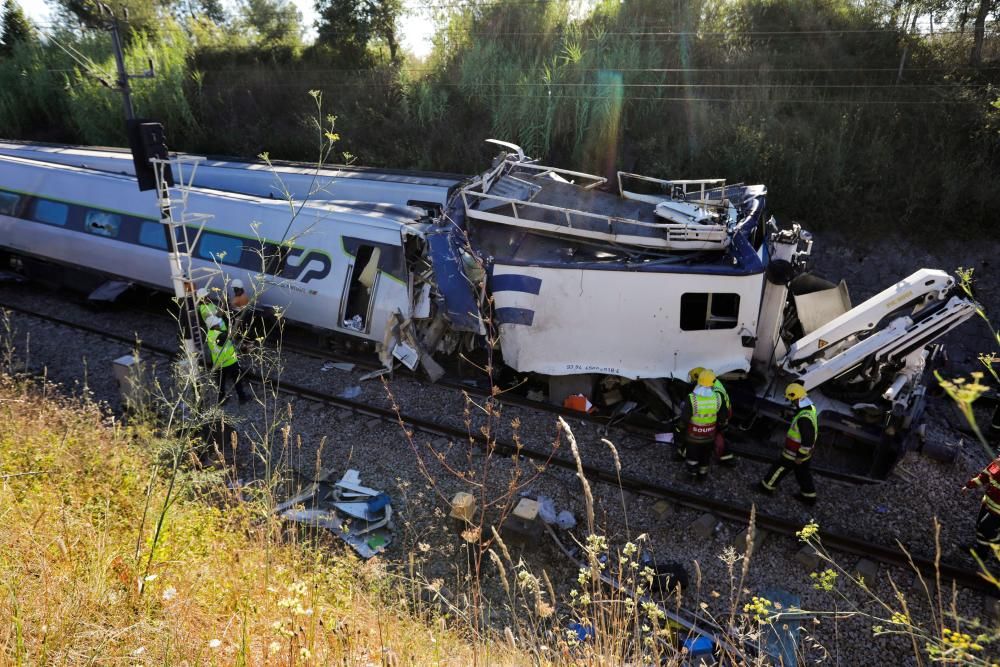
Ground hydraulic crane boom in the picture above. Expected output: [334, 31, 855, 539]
[781, 269, 977, 391]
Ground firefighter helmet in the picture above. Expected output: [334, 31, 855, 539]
[785, 382, 807, 402]
[697, 369, 716, 388]
[688, 367, 706, 383]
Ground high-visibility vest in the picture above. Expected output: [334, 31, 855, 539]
[784, 405, 818, 460]
[198, 302, 226, 330]
[713, 379, 732, 417]
[686, 392, 720, 442]
[206, 329, 237, 369]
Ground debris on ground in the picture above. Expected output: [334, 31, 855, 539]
[275, 469, 394, 558]
[321, 361, 356, 372]
[338, 385, 362, 399]
[563, 393, 595, 413]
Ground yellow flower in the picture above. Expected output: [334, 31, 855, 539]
[796, 520, 819, 541]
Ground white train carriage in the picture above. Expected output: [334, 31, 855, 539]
[0, 155, 430, 344]
[0, 140, 462, 209]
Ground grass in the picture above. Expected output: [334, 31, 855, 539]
[0, 375, 521, 665]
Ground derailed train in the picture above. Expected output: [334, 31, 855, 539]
[0, 140, 977, 478]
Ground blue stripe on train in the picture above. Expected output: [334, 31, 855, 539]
[495, 307, 535, 325]
[491, 274, 542, 295]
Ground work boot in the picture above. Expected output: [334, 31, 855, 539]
[718, 456, 737, 468]
[753, 481, 773, 495]
[793, 492, 817, 506]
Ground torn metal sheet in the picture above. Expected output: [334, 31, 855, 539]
[276, 470, 394, 559]
[425, 212, 485, 333]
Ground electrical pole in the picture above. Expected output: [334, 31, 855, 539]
[108, 14, 135, 120]
[98, 4, 208, 371]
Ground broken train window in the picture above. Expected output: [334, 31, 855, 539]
[680, 292, 740, 331]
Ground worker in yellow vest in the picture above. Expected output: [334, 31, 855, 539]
[197, 287, 227, 331]
[205, 315, 247, 404]
[675, 370, 722, 481]
[757, 382, 818, 504]
[689, 367, 735, 466]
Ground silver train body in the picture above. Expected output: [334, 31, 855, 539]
[0, 154, 434, 345]
[0, 140, 462, 209]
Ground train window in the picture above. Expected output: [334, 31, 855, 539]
[198, 233, 243, 265]
[342, 236, 405, 280]
[680, 292, 740, 331]
[32, 199, 69, 227]
[0, 191, 19, 216]
[139, 221, 168, 249]
[84, 210, 121, 238]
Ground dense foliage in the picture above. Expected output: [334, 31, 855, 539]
[1, 0, 998, 233]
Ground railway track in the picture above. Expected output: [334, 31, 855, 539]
[1, 299, 994, 595]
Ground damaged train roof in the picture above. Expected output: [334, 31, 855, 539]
[449, 146, 770, 276]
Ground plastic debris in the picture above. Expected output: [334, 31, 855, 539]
[568, 623, 594, 642]
[339, 385, 362, 399]
[536, 495, 557, 524]
[655, 432, 674, 444]
[563, 393, 594, 413]
[526, 389, 546, 402]
[343, 315, 364, 331]
[556, 510, 576, 530]
[392, 342, 420, 370]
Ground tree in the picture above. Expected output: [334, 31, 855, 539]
[315, 0, 401, 64]
[53, 0, 176, 43]
[240, 0, 302, 47]
[0, 0, 36, 57]
[969, 0, 998, 66]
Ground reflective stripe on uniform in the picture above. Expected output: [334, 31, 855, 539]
[712, 379, 731, 414]
[762, 465, 787, 490]
[785, 405, 818, 459]
[687, 392, 720, 441]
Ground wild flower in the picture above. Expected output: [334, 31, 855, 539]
[796, 520, 819, 542]
[162, 586, 177, 601]
[927, 627, 987, 661]
[810, 568, 838, 592]
[208, 639, 221, 649]
[743, 596, 774, 622]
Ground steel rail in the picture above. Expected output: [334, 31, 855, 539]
[2, 301, 994, 594]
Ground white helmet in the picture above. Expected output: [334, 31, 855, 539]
[196, 287, 209, 300]
[231, 279, 244, 290]
[205, 315, 223, 328]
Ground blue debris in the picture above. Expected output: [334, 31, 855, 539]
[683, 635, 714, 658]
[568, 622, 594, 642]
[426, 209, 484, 333]
[762, 588, 802, 667]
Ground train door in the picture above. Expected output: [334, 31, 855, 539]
[340, 243, 381, 333]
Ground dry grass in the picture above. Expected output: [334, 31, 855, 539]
[0, 375, 522, 665]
